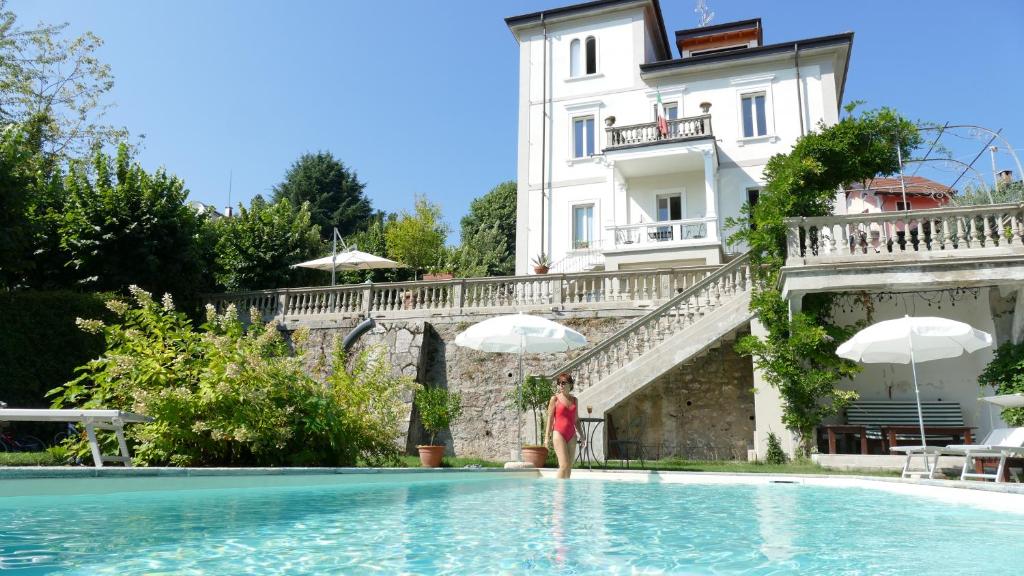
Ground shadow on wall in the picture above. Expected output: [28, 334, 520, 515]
[406, 323, 452, 455]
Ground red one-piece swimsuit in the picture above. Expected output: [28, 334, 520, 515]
[553, 399, 577, 441]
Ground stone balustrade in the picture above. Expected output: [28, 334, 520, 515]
[786, 203, 1024, 265]
[207, 265, 719, 324]
[550, 253, 751, 391]
[605, 114, 712, 150]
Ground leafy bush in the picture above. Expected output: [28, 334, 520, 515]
[507, 375, 554, 445]
[49, 287, 416, 466]
[413, 387, 462, 446]
[979, 341, 1024, 426]
[764, 432, 789, 465]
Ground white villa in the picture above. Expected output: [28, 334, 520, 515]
[221, 0, 1024, 473]
[506, 0, 851, 273]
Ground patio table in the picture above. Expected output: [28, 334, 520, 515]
[575, 417, 604, 469]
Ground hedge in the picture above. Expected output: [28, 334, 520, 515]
[0, 291, 112, 437]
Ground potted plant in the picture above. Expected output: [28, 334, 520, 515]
[414, 386, 463, 467]
[508, 374, 555, 467]
[532, 252, 552, 275]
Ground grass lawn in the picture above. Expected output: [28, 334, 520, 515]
[1, 451, 897, 476]
[0, 451, 63, 466]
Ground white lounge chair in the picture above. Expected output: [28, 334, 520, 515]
[945, 427, 1024, 482]
[891, 427, 1024, 481]
[0, 408, 153, 468]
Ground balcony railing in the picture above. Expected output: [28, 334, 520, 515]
[607, 217, 718, 248]
[605, 114, 712, 150]
[208, 265, 719, 324]
[785, 203, 1024, 265]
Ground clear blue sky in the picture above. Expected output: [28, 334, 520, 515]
[11, 1, 1024, 241]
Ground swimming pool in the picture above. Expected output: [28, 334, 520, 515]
[2, 471, 1023, 574]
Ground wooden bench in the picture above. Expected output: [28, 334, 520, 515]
[821, 400, 971, 454]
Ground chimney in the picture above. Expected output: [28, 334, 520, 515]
[224, 206, 233, 218]
[998, 170, 1014, 186]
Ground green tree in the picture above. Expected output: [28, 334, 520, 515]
[212, 196, 323, 291]
[979, 341, 1024, 426]
[58, 143, 210, 303]
[451, 222, 510, 278]
[385, 196, 449, 278]
[0, 124, 36, 287]
[272, 151, 373, 239]
[727, 106, 921, 457]
[339, 211, 409, 283]
[459, 180, 516, 276]
[0, 1, 126, 161]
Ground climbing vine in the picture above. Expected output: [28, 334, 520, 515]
[727, 106, 922, 457]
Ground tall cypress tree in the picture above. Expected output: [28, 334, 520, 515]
[271, 151, 373, 240]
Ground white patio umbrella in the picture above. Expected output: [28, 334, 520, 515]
[454, 313, 587, 460]
[837, 315, 993, 453]
[291, 227, 404, 285]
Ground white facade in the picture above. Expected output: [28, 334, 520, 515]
[507, 0, 851, 273]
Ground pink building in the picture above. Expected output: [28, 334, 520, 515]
[843, 176, 952, 249]
[846, 176, 951, 214]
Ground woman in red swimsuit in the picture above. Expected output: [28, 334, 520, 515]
[545, 372, 584, 479]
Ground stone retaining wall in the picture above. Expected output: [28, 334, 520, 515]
[287, 313, 754, 462]
[607, 337, 755, 461]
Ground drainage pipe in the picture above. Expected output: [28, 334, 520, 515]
[343, 317, 376, 352]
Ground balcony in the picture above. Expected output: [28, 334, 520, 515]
[607, 217, 719, 248]
[605, 114, 712, 151]
[780, 203, 1024, 297]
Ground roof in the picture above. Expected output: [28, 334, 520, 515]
[675, 18, 763, 48]
[849, 176, 952, 196]
[505, 0, 671, 60]
[640, 31, 854, 105]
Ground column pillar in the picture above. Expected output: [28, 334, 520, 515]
[703, 148, 719, 242]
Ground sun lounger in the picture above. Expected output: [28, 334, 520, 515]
[891, 427, 1024, 481]
[0, 408, 153, 468]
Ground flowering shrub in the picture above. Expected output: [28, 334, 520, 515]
[50, 286, 416, 466]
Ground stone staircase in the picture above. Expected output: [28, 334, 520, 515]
[549, 253, 754, 416]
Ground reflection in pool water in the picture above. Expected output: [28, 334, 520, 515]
[1, 476, 1023, 575]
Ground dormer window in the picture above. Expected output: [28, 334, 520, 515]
[569, 36, 597, 77]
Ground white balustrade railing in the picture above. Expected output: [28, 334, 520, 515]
[605, 114, 713, 150]
[207, 264, 720, 322]
[608, 217, 718, 248]
[549, 253, 751, 391]
[786, 203, 1024, 265]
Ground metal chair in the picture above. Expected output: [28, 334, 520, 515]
[606, 413, 646, 468]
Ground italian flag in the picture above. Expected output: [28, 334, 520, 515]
[656, 91, 668, 137]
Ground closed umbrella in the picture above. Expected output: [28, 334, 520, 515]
[454, 313, 587, 460]
[837, 315, 992, 456]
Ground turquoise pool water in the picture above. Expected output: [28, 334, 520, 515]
[2, 476, 1023, 574]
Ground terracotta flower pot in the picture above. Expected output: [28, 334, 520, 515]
[521, 445, 549, 468]
[533, 265, 549, 275]
[417, 445, 445, 468]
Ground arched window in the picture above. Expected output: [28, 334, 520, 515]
[569, 39, 581, 77]
[585, 36, 596, 75]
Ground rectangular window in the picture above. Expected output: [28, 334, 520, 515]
[653, 194, 682, 242]
[572, 204, 594, 248]
[896, 201, 911, 211]
[652, 102, 679, 121]
[741, 92, 767, 138]
[573, 116, 595, 158]
[656, 194, 683, 221]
